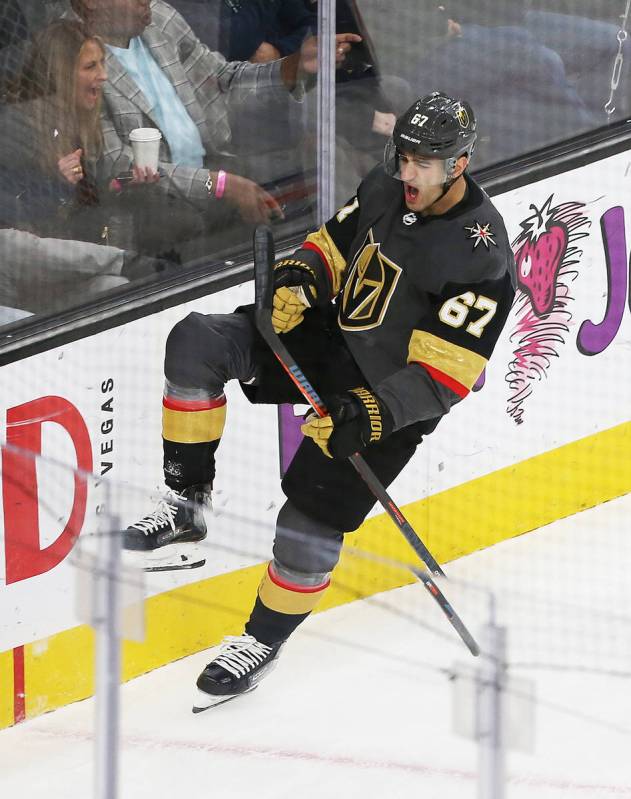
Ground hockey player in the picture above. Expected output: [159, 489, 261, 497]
[123, 91, 516, 708]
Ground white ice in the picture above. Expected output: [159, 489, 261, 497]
[1, 493, 630, 799]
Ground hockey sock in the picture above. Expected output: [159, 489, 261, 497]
[161, 389, 227, 491]
[244, 561, 330, 645]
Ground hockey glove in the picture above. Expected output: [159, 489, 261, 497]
[272, 257, 320, 334]
[301, 387, 394, 459]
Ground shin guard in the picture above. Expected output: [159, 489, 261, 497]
[245, 561, 330, 645]
[162, 389, 227, 490]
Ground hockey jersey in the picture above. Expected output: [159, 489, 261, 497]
[294, 166, 516, 430]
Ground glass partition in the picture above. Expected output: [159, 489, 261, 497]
[0, 0, 318, 326]
[341, 0, 631, 195]
[0, 0, 629, 328]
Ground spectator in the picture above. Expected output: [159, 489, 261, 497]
[169, 0, 406, 206]
[443, 1, 631, 119]
[169, 0, 316, 63]
[305, 0, 413, 201]
[0, 20, 169, 318]
[1, 20, 108, 241]
[0, 19, 159, 245]
[524, 2, 631, 118]
[395, 4, 595, 167]
[167, 0, 318, 225]
[66, 0, 359, 260]
[252, 0, 316, 62]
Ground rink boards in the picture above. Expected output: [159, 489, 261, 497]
[1, 149, 631, 727]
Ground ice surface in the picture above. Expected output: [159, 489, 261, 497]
[1, 494, 630, 799]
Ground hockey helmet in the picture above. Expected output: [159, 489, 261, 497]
[384, 91, 477, 181]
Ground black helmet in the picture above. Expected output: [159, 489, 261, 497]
[384, 91, 477, 177]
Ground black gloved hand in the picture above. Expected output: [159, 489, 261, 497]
[301, 386, 394, 459]
[273, 257, 320, 300]
[272, 256, 323, 333]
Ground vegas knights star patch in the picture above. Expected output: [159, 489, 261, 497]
[465, 220, 497, 250]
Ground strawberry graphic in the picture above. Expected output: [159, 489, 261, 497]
[514, 198, 569, 316]
[505, 195, 590, 424]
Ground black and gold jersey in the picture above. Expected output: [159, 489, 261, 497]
[293, 166, 516, 430]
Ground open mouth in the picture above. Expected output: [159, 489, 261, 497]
[404, 184, 419, 203]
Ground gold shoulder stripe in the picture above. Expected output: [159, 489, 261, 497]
[408, 330, 487, 391]
[304, 226, 347, 295]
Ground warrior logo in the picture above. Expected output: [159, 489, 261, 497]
[339, 229, 402, 331]
[505, 195, 591, 424]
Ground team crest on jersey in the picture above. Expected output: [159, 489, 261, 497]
[402, 212, 417, 226]
[465, 220, 497, 249]
[339, 229, 402, 331]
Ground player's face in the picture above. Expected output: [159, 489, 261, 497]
[398, 152, 448, 212]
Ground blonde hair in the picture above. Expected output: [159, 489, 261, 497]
[16, 20, 105, 176]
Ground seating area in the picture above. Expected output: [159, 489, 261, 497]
[0, 0, 628, 325]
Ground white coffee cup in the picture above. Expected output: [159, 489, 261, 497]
[129, 127, 162, 171]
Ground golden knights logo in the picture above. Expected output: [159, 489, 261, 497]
[455, 103, 470, 128]
[339, 229, 402, 331]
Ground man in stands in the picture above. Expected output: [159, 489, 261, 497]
[68, 0, 359, 253]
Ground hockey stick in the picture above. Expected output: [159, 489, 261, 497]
[253, 226, 480, 657]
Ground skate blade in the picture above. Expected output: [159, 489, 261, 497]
[192, 686, 257, 713]
[122, 544, 206, 573]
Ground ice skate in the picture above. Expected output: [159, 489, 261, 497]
[192, 634, 283, 712]
[123, 484, 210, 572]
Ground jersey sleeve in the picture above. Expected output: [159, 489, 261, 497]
[290, 195, 361, 300]
[375, 272, 515, 430]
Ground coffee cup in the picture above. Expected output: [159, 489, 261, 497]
[129, 128, 162, 171]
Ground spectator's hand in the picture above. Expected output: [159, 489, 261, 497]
[447, 19, 462, 38]
[108, 166, 160, 192]
[222, 173, 284, 224]
[372, 110, 396, 136]
[58, 148, 84, 185]
[250, 41, 281, 63]
[298, 33, 362, 75]
[130, 165, 160, 184]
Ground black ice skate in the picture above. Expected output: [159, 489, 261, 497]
[193, 634, 283, 712]
[123, 484, 210, 572]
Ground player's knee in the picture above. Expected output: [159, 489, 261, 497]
[273, 500, 343, 575]
[164, 313, 220, 386]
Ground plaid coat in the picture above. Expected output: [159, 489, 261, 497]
[68, 1, 291, 204]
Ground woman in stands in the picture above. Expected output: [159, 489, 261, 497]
[2, 19, 155, 245]
[0, 21, 159, 317]
[2, 21, 107, 240]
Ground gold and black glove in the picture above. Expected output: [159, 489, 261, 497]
[301, 387, 394, 459]
[271, 257, 322, 334]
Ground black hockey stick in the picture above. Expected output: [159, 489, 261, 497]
[253, 226, 480, 657]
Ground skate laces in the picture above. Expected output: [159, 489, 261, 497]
[213, 635, 273, 678]
[129, 490, 184, 535]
